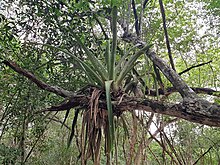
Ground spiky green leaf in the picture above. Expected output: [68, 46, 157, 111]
[105, 80, 114, 152]
[105, 40, 111, 75]
[73, 34, 108, 81]
[109, 6, 117, 80]
[116, 44, 153, 86]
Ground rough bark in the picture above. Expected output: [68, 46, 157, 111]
[121, 33, 197, 98]
[42, 95, 220, 127]
[118, 97, 220, 127]
[146, 51, 198, 98]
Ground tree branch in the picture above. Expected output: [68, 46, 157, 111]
[153, 63, 164, 90]
[193, 145, 213, 165]
[179, 60, 212, 75]
[119, 17, 219, 100]
[147, 51, 197, 98]
[40, 94, 220, 127]
[131, 0, 140, 36]
[131, 68, 219, 97]
[3, 60, 74, 98]
[47, 117, 71, 130]
[159, 0, 175, 71]
[94, 15, 109, 40]
[120, 32, 197, 98]
[143, 0, 149, 10]
[117, 97, 220, 127]
[38, 95, 86, 113]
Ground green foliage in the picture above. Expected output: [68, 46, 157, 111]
[0, 144, 20, 164]
[203, 0, 220, 15]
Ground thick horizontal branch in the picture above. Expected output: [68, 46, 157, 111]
[118, 97, 220, 127]
[3, 60, 74, 98]
[42, 94, 220, 127]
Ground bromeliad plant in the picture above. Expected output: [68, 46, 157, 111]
[67, 6, 151, 164]
[48, 5, 151, 164]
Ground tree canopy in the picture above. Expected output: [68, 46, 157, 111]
[1, 0, 220, 164]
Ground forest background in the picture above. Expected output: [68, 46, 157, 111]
[0, 0, 220, 164]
